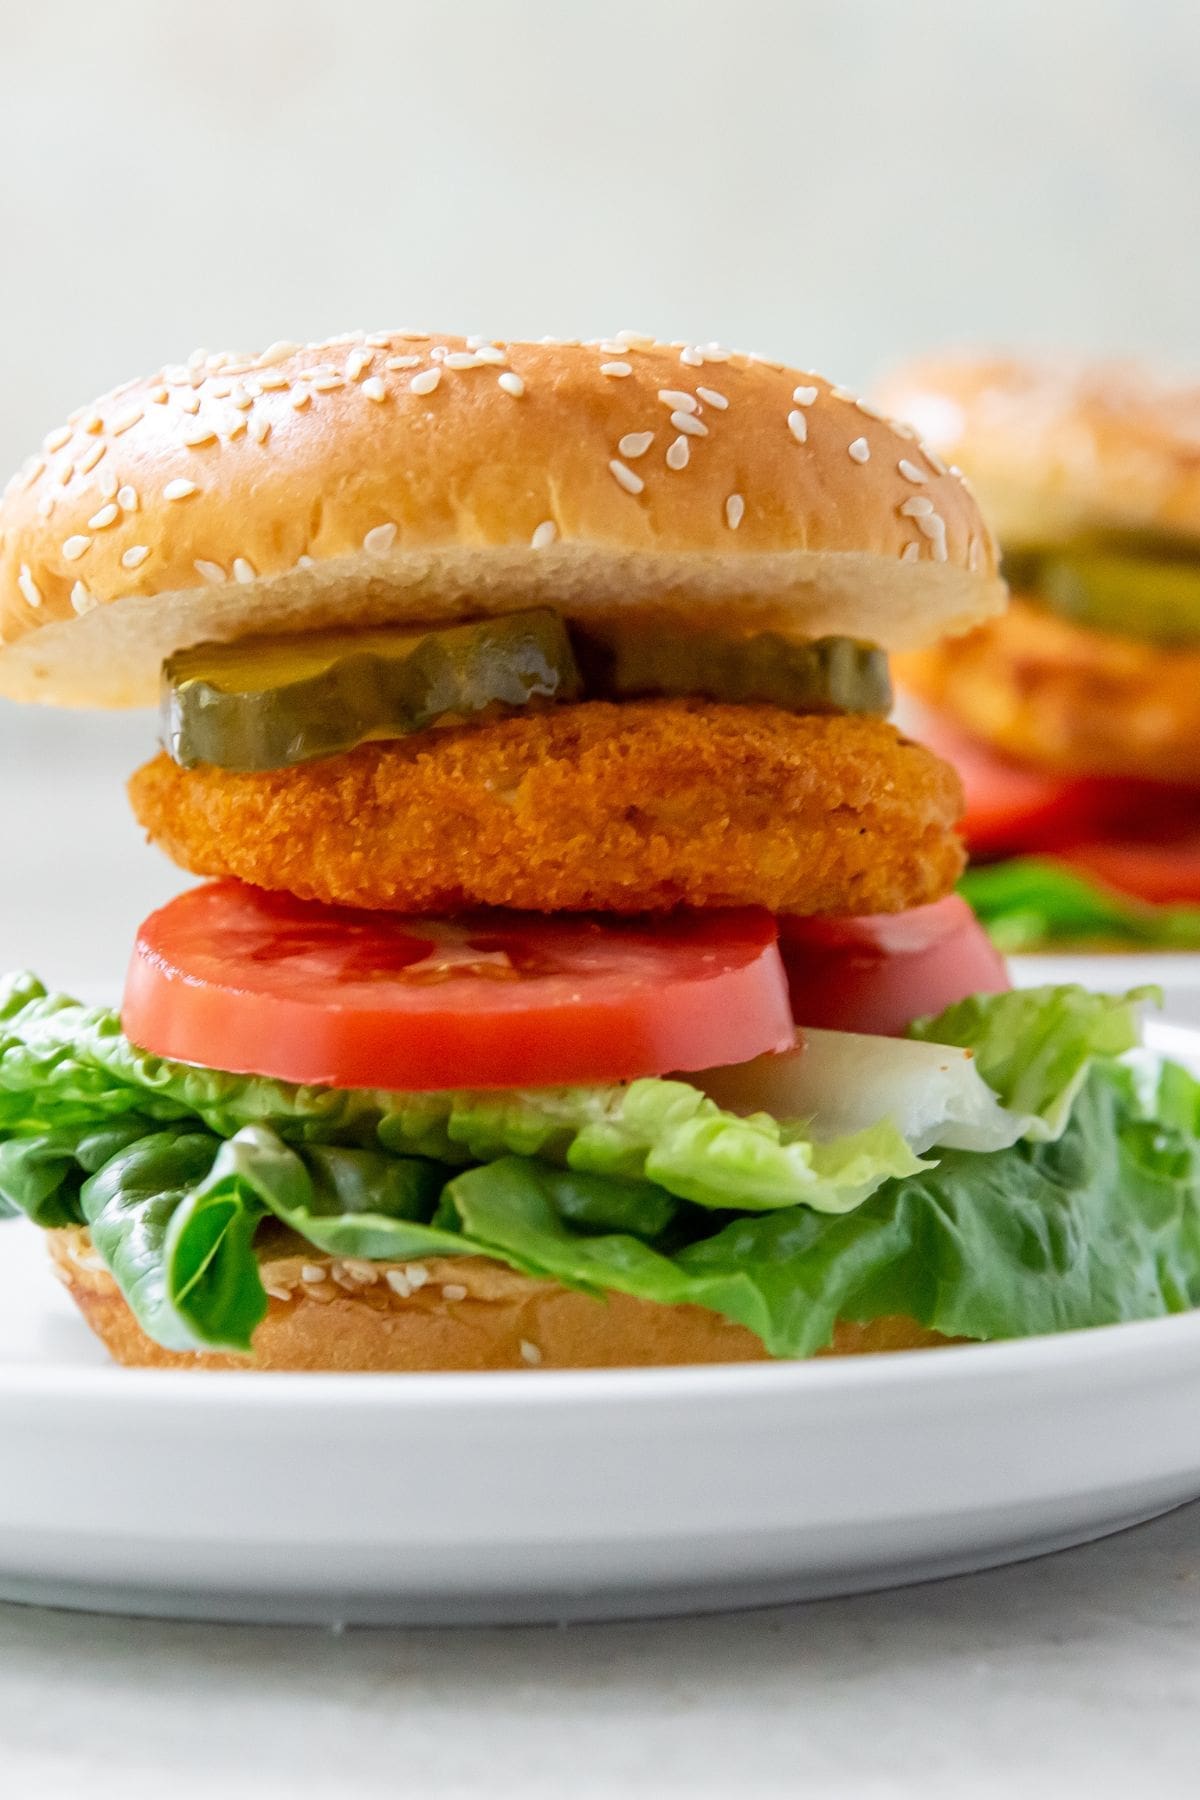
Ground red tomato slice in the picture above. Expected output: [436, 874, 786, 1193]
[778, 895, 1010, 1037]
[123, 881, 795, 1091]
[1059, 836, 1200, 906]
[907, 708, 1117, 858]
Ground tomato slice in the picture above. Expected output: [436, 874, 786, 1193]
[123, 881, 795, 1091]
[778, 896, 1010, 1037]
[1059, 835, 1200, 905]
[907, 708, 1119, 858]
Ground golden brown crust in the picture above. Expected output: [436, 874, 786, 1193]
[877, 353, 1200, 550]
[128, 700, 965, 916]
[898, 597, 1200, 782]
[47, 1228, 954, 1369]
[0, 332, 1003, 706]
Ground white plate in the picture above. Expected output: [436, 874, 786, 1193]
[2, 1022, 1200, 1627]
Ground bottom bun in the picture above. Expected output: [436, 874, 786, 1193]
[48, 1227, 954, 1370]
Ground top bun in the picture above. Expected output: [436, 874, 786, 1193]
[0, 331, 1002, 707]
[877, 353, 1200, 553]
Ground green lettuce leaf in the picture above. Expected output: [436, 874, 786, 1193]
[443, 1067, 1200, 1356]
[0, 975, 922, 1217]
[960, 858, 1200, 953]
[911, 984, 1154, 1140]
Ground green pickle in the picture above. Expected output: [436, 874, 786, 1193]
[1030, 549, 1200, 646]
[574, 624, 892, 716]
[163, 609, 583, 771]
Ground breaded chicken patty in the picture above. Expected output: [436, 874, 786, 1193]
[898, 598, 1200, 784]
[130, 700, 963, 917]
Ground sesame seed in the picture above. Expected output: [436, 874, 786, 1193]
[77, 443, 105, 474]
[180, 393, 202, 414]
[250, 414, 271, 444]
[671, 409, 707, 437]
[404, 1263, 430, 1289]
[430, 346, 448, 361]
[531, 520, 558, 549]
[725, 493, 745, 529]
[341, 1258, 378, 1285]
[385, 1269, 412, 1298]
[394, 329, 431, 341]
[164, 368, 192, 386]
[696, 386, 728, 409]
[608, 458, 645, 495]
[117, 485, 138, 512]
[257, 340, 299, 367]
[441, 1283, 468, 1302]
[921, 443, 949, 476]
[70, 581, 96, 615]
[87, 504, 120, 528]
[295, 554, 314, 569]
[361, 376, 387, 403]
[187, 347, 207, 369]
[830, 386, 857, 403]
[149, 387, 169, 404]
[17, 565, 43, 608]
[364, 523, 398, 553]
[474, 345, 507, 365]
[98, 469, 119, 500]
[164, 479, 198, 501]
[257, 370, 289, 391]
[121, 545, 150, 570]
[194, 559, 226, 584]
[263, 1283, 293, 1303]
[443, 351, 481, 370]
[465, 334, 489, 349]
[600, 361, 632, 377]
[616, 330, 655, 347]
[787, 410, 809, 443]
[345, 349, 372, 381]
[56, 455, 76, 484]
[81, 412, 103, 434]
[36, 494, 55, 518]
[386, 354, 421, 371]
[228, 415, 248, 439]
[679, 346, 705, 367]
[366, 333, 394, 348]
[848, 436, 871, 464]
[19, 457, 45, 490]
[300, 1264, 325, 1284]
[182, 422, 217, 447]
[43, 426, 72, 453]
[230, 385, 253, 410]
[497, 371, 525, 397]
[792, 385, 819, 406]
[855, 398, 886, 421]
[898, 459, 927, 484]
[702, 343, 732, 361]
[658, 388, 697, 413]
[310, 375, 344, 392]
[232, 556, 257, 583]
[62, 535, 91, 561]
[410, 368, 441, 396]
[290, 386, 312, 410]
[618, 430, 654, 458]
[901, 542, 922, 562]
[900, 496, 935, 517]
[666, 436, 690, 470]
[209, 380, 233, 399]
[519, 1339, 543, 1366]
[111, 407, 143, 436]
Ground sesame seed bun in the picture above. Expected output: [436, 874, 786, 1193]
[876, 353, 1200, 551]
[48, 1227, 952, 1369]
[0, 332, 1003, 708]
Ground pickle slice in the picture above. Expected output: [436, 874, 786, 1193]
[1034, 550, 1200, 646]
[574, 625, 892, 716]
[163, 610, 583, 771]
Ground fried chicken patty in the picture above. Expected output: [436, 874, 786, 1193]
[898, 598, 1200, 784]
[129, 700, 964, 916]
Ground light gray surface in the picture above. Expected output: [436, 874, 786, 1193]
[3, 0, 1200, 484]
[1, 1501, 1199, 1798]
